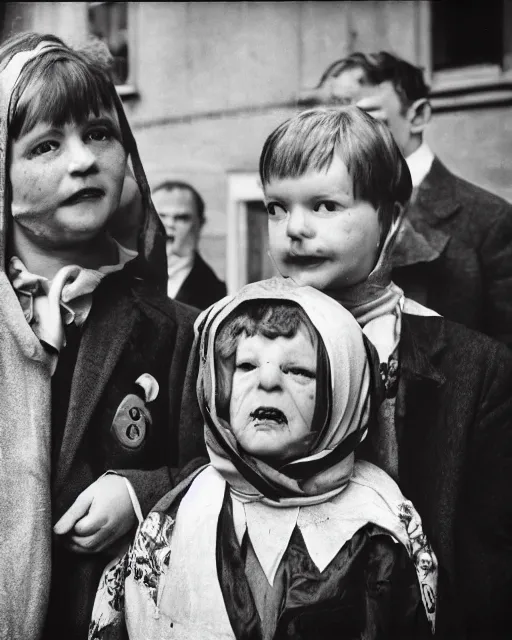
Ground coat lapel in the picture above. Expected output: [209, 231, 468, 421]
[414, 157, 461, 223]
[391, 157, 461, 306]
[393, 158, 459, 271]
[54, 285, 139, 494]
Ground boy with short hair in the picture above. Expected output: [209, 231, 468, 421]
[0, 32, 203, 639]
[260, 105, 512, 639]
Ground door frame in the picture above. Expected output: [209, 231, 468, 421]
[226, 172, 265, 294]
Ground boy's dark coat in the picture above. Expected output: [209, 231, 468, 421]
[363, 313, 512, 640]
[43, 262, 205, 638]
[175, 250, 227, 311]
[392, 158, 512, 348]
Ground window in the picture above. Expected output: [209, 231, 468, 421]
[88, 2, 129, 86]
[431, 1, 503, 72]
[428, 0, 512, 109]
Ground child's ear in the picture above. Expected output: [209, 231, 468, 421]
[408, 98, 431, 135]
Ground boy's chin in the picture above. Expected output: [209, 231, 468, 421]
[281, 271, 331, 292]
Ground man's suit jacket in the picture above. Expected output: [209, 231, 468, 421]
[175, 251, 227, 311]
[391, 158, 512, 348]
[361, 313, 512, 639]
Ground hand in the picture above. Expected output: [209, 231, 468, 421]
[53, 474, 137, 554]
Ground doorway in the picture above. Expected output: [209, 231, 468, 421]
[226, 172, 279, 293]
[246, 200, 278, 284]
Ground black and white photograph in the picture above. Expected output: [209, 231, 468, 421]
[0, 2, 511, 639]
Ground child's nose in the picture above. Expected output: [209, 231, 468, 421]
[258, 362, 282, 390]
[286, 206, 314, 239]
[67, 139, 97, 175]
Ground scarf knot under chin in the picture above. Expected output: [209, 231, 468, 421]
[8, 242, 137, 372]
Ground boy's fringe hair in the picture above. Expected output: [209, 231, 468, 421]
[214, 300, 318, 416]
[259, 106, 412, 238]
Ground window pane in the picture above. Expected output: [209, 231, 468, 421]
[88, 1, 128, 85]
[432, 0, 503, 71]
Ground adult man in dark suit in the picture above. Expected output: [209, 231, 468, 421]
[315, 52, 512, 348]
[152, 181, 227, 311]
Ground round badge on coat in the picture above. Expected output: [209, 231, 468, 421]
[111, 393, 151, 449]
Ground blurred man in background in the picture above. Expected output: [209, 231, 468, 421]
[316, 51, 512, 348]
[152, 180, 227, 310]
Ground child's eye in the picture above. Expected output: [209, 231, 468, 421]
[236, 361, 256, 372]
[86, 127, 112, 142]
[286, 367, 316, 380]
[31, 140, 59, 156]
[266, 202, 287, 219]
[314, 201, 338, 214]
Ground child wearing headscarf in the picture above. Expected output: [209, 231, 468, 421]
[260, 106, 512, 638]
[90, 277, 436, 640]
[0, 32, 203, 639]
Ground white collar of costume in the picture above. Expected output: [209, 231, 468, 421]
[172, 463, 437, 633]
[232, 460, 412, 586]
[8, 239, 137, 372]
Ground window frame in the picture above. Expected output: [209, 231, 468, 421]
[226, 172, 266, 294]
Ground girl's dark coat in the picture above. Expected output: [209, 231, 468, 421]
[42, 260, 205, 639]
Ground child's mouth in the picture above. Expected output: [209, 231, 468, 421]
[250, 407, 287, 425]
[285, 255, 325, 269]
[62, 187, 105, 205]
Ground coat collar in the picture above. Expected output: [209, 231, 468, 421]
[391, 157, 459, 269]
[414, 156, 461, 223]
[392, 215, 450, 268]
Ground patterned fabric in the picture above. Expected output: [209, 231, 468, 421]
[90, 512, 175, 639]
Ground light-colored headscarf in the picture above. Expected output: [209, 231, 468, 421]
[197, 276, 372, 507]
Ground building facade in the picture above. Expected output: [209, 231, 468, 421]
[4, 1, 512, 292]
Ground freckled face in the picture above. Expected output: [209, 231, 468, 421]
[265, 155, 381, 293]
[9, 110, 127, 248]
[229, 329, 317, 461]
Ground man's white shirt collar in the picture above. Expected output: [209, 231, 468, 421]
[167, 252, 194, 299]
[406, 142, 435, 188]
